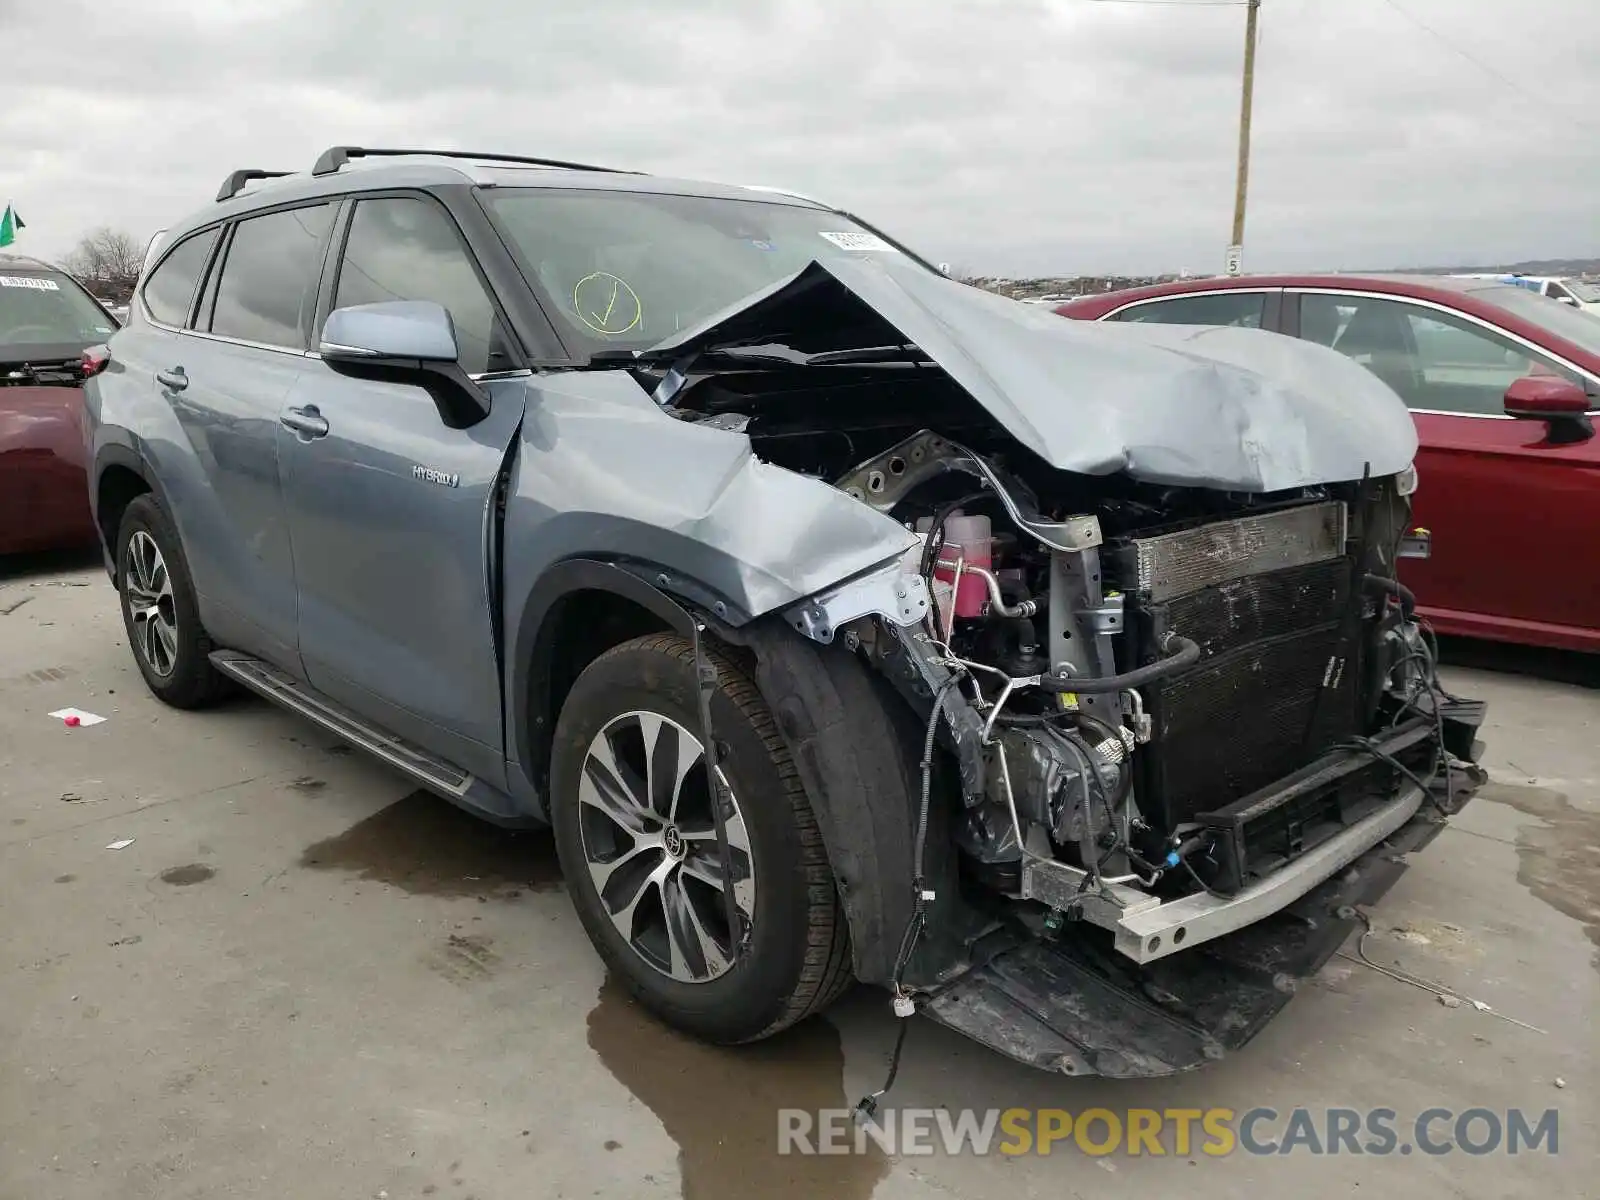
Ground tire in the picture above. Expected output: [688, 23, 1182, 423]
[550, 633, 852, 1044]
[115, 493, 230, 709]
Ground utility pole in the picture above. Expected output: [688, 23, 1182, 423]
[1226, 0, 1261, 277]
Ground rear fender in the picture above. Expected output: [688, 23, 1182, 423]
[91, 440, 169, 575]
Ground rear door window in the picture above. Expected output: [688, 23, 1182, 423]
[208, 204, 336, 349]
[141, 228, 219, 328]
[332, 196, 507, 375]
[1109, 292, 1265, 328]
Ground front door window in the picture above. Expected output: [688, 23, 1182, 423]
[1298, 292, 1582, 415]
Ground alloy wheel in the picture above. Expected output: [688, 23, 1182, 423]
[577, 710, 756, 983]
[125, 530, 178, 678]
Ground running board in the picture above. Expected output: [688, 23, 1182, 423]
[209, 651, 473, 798]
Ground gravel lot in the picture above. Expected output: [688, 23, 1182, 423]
[2, 551, 1595, 1199]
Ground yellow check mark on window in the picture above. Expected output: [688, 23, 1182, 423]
[588, 279, 620, 328]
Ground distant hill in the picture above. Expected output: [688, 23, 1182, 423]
[1394, 258, 1600, 278]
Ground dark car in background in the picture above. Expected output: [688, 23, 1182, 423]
[1, 253, 116, 554]
[1058, 275, 1600, 653]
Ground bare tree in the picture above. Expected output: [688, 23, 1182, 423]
[62, 227, 144, 302]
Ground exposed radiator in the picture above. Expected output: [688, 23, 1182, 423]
[1118, 501, 1347, 602]
[1110, 502, 1360, 832]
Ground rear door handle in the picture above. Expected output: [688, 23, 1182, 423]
[155, 367, 188, 391]
[280, 405, 329, 439]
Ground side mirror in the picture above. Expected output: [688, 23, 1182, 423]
[319, 301, 489, 426]
[1558, 295, 1579, 307]
[320, 300, 460, 363]
[1504, 375, 1594, 444]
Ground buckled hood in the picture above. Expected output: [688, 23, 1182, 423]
[645, 257, 1419, 493]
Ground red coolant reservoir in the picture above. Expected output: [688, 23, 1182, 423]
[933, 512, 992, 618]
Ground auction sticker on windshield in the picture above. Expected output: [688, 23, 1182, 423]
[818, 231, 898, 252]
[0, 275, 60, 290]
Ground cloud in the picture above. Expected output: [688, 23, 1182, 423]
[3, 0, 1596, 275]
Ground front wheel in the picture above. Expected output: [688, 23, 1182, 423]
[115, 494, 229, 709]
[549, 634, 852, 1043]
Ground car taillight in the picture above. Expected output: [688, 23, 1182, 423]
[81, 344, 111, 378]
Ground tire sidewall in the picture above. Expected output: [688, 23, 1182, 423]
[116, 495, 213, 705]
[550, 640, 815, 1041]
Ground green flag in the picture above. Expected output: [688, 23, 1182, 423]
[0, 205, 22, 248]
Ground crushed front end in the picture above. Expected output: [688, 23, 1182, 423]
[787, 433, 1486, 1078]
[647, 255, 1487, 1078]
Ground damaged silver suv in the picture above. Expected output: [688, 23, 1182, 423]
[84, 147, 1486, 1078]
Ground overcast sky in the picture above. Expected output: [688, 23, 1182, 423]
[3, 0, 1596, 276]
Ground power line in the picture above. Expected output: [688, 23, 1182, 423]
[1377, 0, 1596, 132]
[1081, 1, 1248, 6]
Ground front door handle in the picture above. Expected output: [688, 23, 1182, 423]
[280, 405, 329, 439]
[155, 367, 188, 391]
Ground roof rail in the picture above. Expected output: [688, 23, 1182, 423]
[742, 184, 829, 207]
[310, 146, 641, 178]
[217, 169, 294, 202]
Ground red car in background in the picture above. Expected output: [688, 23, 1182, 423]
[0, 253, 116, 555]
[1058, 274, 1600, 653]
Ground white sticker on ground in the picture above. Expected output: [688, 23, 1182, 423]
[0, 275, 60, 290]
[50, 706, 107, 727]
[818, 231, 898, 253]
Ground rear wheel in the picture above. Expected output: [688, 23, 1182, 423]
[549, 634, 852, 1043]
[115, 494, 229, 709]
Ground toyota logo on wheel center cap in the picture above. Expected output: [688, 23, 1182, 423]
[663, 825, 686, 860]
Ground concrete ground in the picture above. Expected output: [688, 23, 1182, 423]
[1, 550, 1595, 1200]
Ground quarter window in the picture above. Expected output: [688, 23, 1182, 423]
[1299, 292, 1582, 415]
[1110, 292, 1265, 328]
[333, 196, 506, 375]
[141, 228, 219, 328]
[208, 204, 336, 348]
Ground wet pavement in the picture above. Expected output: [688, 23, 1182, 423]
[298, 789, 563, 899]
[1, 555, 1595, 1198]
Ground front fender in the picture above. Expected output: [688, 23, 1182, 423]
[505, 370, 919, 618]
[500, 368, 920, 798]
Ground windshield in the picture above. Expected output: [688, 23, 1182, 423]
[1563, 279, 1600, 304]
[481, 188, 930, 356]
[1471, 283, 1600, 357]
[1, 270, 116, 360]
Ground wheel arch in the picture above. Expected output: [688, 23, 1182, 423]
[92, 443, 168, 578]
[511, 555, 976, 987]
[511, 558, 712, 805]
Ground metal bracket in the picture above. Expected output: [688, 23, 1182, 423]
[834, 428, 958, 509]
[833, 429, 1102, 554]
[786, 561, 930, 645]
[1079, 593, 1125, 637]
[1047, 548, 1121, 727]
[1021, 857, 1162, 927]
[1398, 528, 1431, 560]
